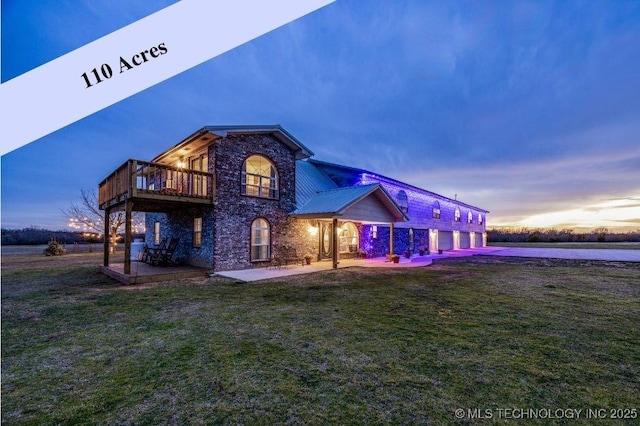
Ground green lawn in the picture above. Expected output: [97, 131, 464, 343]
[2, 252, 639, 424]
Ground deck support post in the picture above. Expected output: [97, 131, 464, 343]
[332, 218, 339, 269]
[124, 200, 133, 275]
[389, 222, 395, 256]
[103, 207, 110, 267]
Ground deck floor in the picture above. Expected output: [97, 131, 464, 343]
[100, 261, 211, 284]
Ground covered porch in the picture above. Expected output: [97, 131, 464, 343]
[98, 158, 214, 276]
[291, 183, 408, 268]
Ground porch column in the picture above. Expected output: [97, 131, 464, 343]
[389, 222, 395, 256]
[316, 220, 322, 262]
[103, 207, 110, 267]
[332, 218, 339, 269]
[124, 200, 132, 275]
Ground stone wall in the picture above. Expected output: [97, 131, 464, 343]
[144, 207, 214, 268]
[211, 133, 302, 271]
[360, 225, 432, 258]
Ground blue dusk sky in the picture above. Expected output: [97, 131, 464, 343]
[2, 0, 640, 231]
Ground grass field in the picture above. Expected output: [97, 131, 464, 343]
[2, 251, 639, 424]
[489, 242, 640, 250]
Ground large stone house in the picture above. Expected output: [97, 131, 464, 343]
[98, 125, 488, 275]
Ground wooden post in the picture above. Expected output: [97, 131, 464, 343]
[332, 218, 339, 269]
[130, 160, 138, 198]
[124, 200, 132, 275]
[103, 207, 110, 267]
[389, 222, 395, 256]
[317, 220, 322, 262]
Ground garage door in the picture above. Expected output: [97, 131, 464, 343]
[438, 231, 453, 251]
[460, 232, 471, 249]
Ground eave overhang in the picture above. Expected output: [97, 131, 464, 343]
[291, 183, 408, 223]
[153, 125, 314, 165]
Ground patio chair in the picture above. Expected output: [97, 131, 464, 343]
[142, 237, 167, 264]
[150, 237, 180, 266]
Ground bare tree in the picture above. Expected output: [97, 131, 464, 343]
[62, 189, 144, 250]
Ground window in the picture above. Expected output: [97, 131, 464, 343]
[455, 208, 461, 222]
[193, 217, 202, 247]
[339, 222, 359, 253]
[251, 218, 270, 261]
[371, 225, 378, 239]
[153, 222, 160, 245]
[242, 155, 278, 199]
[396, 190, 409, 214]
[433, 201, 441, 219]
[478, 213, 483, 225]
[468, 211, 473, 224]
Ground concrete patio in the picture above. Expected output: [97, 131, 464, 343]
[212, 245, 640, 282]
[213, 247, 499, 282]
[101, 246, 639, 284]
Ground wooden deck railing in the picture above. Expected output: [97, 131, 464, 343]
[99, 159, 214, 209]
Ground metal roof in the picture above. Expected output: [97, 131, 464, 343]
[309, 159, 490, 213]
[295, 160, 338, 208]
[293, 183, 407, 221]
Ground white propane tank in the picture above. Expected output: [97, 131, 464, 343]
[131, 239, 145, 261]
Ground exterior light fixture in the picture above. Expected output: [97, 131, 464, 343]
[308, 224, 318, 236]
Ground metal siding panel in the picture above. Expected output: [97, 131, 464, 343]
[342, 196, 397, 222]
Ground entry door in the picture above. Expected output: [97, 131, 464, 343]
[190, 154, 208, 196]
[320, 222, 333, 260]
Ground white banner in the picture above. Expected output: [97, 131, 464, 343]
[0, 0, 335, 156]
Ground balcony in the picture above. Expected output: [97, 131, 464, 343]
[99, 159, 214, 211]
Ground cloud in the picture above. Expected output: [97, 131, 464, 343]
[2, 0, 640, 231]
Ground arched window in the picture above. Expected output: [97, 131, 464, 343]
[432, 201, 441, 219]
[251, 218, 270, 261]
[454, 208, 461, 222]
[468, 211, 473, 224]
[339, 222, 359, 253]
[396, 190, 408, 214]
[478, 213, 483, 224]
[242, 155, 278, 199]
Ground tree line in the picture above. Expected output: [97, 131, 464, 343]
[2, 189, 146, 247]
[1, 227, 147, 246]
[1, 227, 97, 245]
[487, 227, 640, 243]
